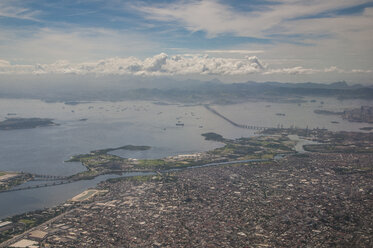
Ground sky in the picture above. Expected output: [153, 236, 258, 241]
[0, 0, 373, 84]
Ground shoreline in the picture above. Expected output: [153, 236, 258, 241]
[2, 143, 372, 246]
[1, 129, 373, 245]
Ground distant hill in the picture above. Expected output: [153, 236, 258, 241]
[119, 81, 373, 104]
[0, 78, 372, 104]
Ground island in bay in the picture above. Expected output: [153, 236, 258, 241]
[0, 118, 57, 130]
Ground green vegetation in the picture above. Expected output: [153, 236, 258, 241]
[0, 205, 73, 243]
[4, 128, 373, 244]
[135, 159, 197, 171]
[0, 118, 56, 130]
[137, 159, 166, 169]
[360, 127, 373, 131]
[304, 144, 373, 153]
[314, 109, 343, 115]
[67, 145, 151, 162]
[261, 153, 275, 159]
[202, 132, 225, 142]
[65, 134, 297, 182]
[0, 173, 33, 191]
[92, 145, 151, 155]
[19, 219, 35, 226]
[209, 134, 295, 161]
[67, 145, 153, 180]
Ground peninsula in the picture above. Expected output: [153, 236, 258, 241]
[65, 133, 295, 181]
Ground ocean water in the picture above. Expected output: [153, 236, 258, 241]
[0, 98, 372, 219]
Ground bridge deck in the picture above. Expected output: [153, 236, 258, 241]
[204, 105, 271, 130]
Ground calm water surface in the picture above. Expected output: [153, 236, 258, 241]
[0, 98, 372, 219]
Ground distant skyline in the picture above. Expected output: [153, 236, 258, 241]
[0, 0, 373, 84]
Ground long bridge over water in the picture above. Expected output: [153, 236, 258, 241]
[0, 173, 71, 193]
[204, 105, 273, 130]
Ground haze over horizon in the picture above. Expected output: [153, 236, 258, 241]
[1, 0, 373, 84]
[2, 2, 373, 247]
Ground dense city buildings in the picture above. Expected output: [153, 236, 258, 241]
[2, 152, 372, 247]
[1, 130, 372, 247]
[343, 106, 373, 123]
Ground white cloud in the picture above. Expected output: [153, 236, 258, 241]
[1, 0, 371, 81]
[132, 0, 373, 77]
[351, 69, 373, 73]
[82, 54, 266, 76]
[264, 65, 372, 75]
[0, 27, 160, 64]
[324, 66, 345, 73]
[0, 59, 11, 66]
[264, 67, 319, 75]
[0, 53, 370, 77]
[135, 0, 370, 38]
[0, 0, 40, 21]
[0, 59, 34, 74]
[204, 50, 265, 54]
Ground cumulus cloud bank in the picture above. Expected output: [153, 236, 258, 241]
[0, 53, 370, 76]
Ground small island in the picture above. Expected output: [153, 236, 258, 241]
[0, 118, 56, 130]
[360, 127, 373, 131]
[314, 109, 343, 115]
[201, 132, 225, 142]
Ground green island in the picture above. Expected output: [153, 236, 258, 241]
[201, 132, 225, 142]
[65, 133, 296, 181]
[0, 118, 56, 130]
[360, 126, 373, 131]
[313, 109, 343, 115]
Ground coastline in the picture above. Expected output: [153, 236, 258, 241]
[3, 128, 372, 244]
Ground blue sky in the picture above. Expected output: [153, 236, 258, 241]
[0, 0, 373, 83]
